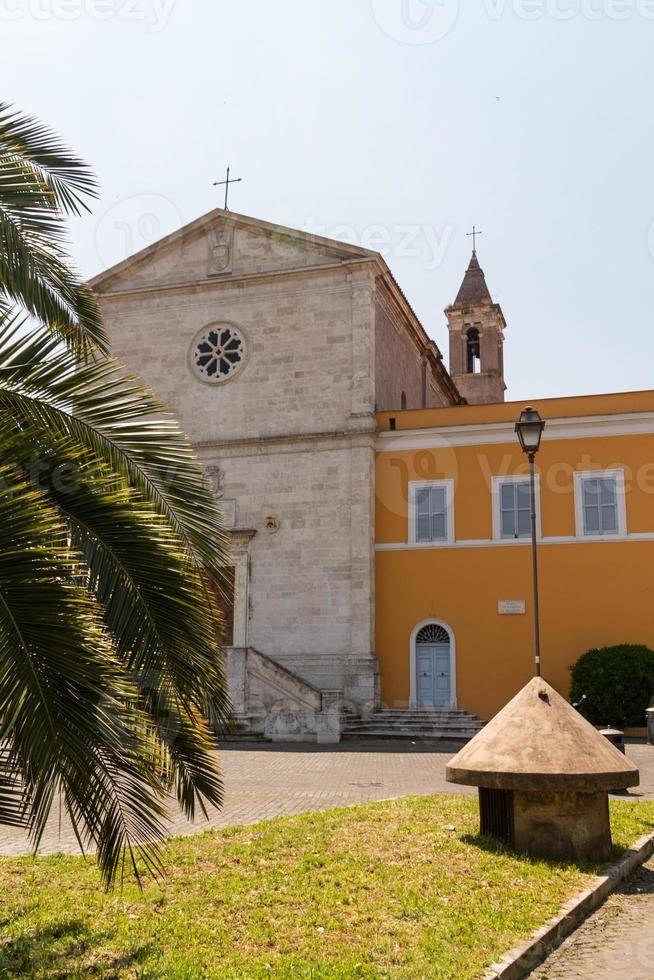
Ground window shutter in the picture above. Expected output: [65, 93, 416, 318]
[516, 482, 531, 537]
[499, 480, 531, 539]
[416, 488, 431, 542]
[582, 476, 618, 535]
[414, 486, 449, 543]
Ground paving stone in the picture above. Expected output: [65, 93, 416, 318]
[530, 855, 654, 979]
[0, 742, 651, 861]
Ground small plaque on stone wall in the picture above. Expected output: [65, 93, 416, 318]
[498, 600, 526, 615]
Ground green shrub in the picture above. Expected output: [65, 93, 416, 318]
[570, 644, 654, 728]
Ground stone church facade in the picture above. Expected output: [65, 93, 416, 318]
[90, 210, 492, 741]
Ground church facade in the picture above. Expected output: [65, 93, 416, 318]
[91, 209, 654, 740]
[90, 210, 461, 741]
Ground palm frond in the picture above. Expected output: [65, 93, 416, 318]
[0, 98, 234, 881]
[0, 208, 104, 351]
[0, 315, 231, 841]
[0, 464, 171, 886]
[0, 750, 29, 828]
[0, 102, 106, 352]
[0, 102, 97, 215]
[0, 318, 230, 582]
[51, 459, 229, 813]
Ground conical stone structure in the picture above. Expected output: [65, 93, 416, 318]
[447, 677, 639, 860]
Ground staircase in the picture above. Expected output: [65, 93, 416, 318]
[342, 707, 485, 742]
[221, 648, 344, 742]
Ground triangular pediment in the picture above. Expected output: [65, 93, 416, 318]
[89, 209, 378, 294]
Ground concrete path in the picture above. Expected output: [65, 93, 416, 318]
[531, 853, 654, 979]
[0, 740, 651, 858]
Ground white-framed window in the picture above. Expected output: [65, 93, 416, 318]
[574, 469, 627, 538]
[491, 475, 540, 541]
[408, 480, 455, 544]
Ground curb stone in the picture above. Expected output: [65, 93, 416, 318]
[482, 830, 654, 980]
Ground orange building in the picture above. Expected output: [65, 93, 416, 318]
[375, 390, 654, 722]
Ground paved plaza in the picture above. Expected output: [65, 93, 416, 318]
[0, 739, 470, 857]
[0, 740, 652, 858]
[0, 740, 653, 977]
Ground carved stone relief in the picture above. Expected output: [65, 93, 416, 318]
[207, 223, 234, 276]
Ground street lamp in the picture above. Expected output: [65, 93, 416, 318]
[515, 406, 546, 677]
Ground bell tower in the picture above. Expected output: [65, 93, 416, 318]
[446, 248, 506, 404]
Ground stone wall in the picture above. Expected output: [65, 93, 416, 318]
[374, 285, 450, 411]
[98, 266, 372, 444]
[197, 432, 376, 696]
[374, 290, 425, 411]
[93, 217, 380, 716]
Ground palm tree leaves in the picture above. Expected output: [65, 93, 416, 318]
[0, 317, 232, 876]
[0, 103, 232, 885]
[0, 319, 230, 586]
[0, 465, 171, 886]
[0, 102, 97, 215]
[0, 102, 106, 352]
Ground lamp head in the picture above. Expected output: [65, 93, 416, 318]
[515, 406, 545, 456]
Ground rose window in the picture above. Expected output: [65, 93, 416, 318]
[191, 324, 245, 383]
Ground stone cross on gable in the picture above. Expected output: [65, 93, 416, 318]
[213, 166, 242, 211]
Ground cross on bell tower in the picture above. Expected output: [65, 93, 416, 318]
[467, 225, 482, 253]
[444, 235, 507, 405]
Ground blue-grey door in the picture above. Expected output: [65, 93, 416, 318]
[416, 642, 451, 707]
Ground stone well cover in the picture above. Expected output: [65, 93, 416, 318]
[446, 676, 639, 792]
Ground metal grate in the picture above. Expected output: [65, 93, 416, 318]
[479, 788, 515, 845]
[416, 624, 449, 645]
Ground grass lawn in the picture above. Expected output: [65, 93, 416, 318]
[0, 795, 652, 979]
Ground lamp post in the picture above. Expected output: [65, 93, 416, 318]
[515, 407, 546, 677]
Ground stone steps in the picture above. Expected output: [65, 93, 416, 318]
[218, 709, 485, 744]
[344, 712, 480, 722]
[342, 708, 485, 742]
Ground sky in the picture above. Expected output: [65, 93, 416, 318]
[4, 0, 654, 401]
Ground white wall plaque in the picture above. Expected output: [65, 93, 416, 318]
[498, 600, 526, 615]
